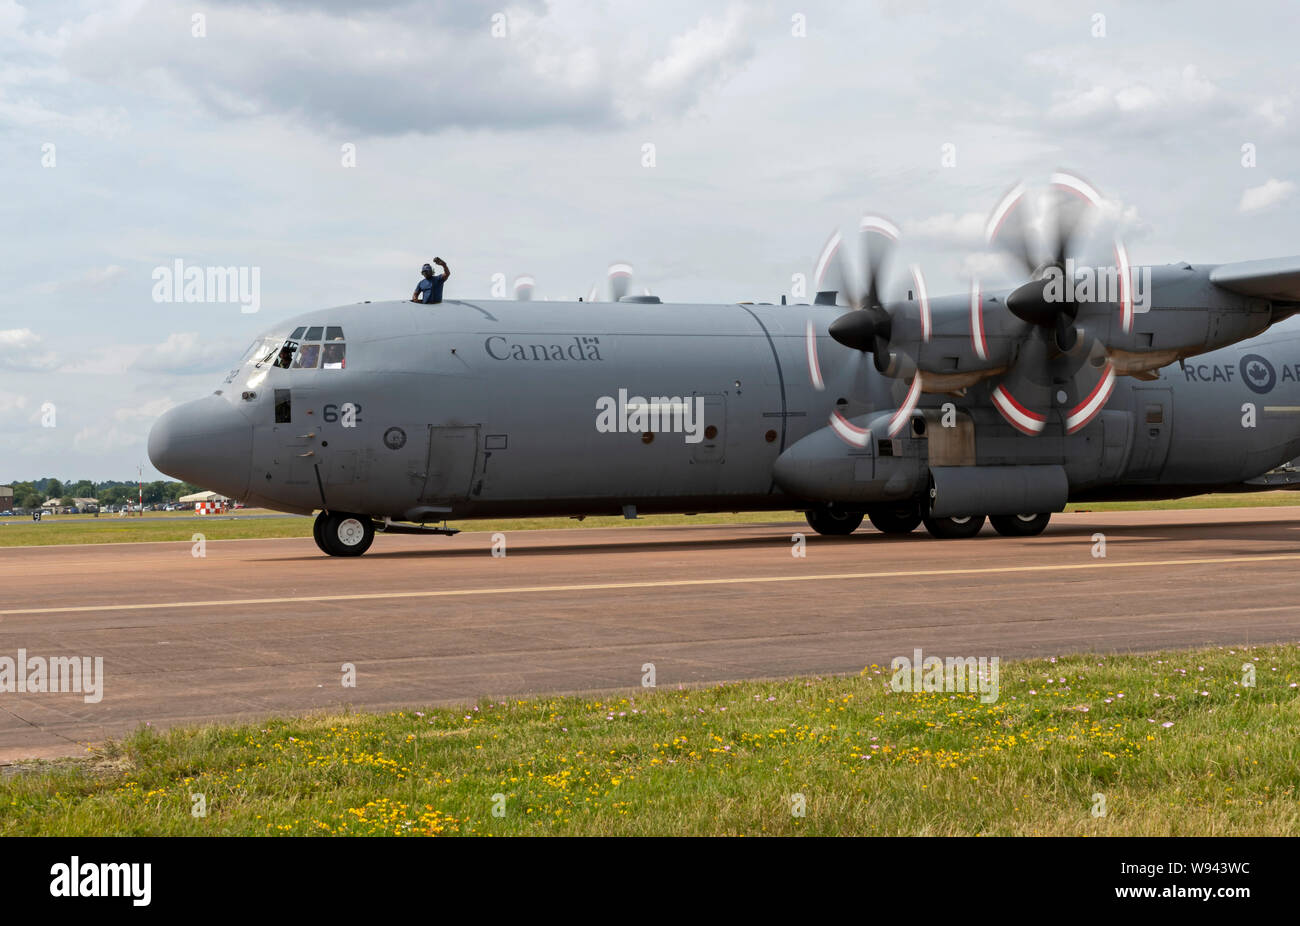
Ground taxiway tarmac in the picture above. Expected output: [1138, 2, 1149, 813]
[1, 507, 1299, 760]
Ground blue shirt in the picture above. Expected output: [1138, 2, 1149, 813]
[416, 274, 445, 304]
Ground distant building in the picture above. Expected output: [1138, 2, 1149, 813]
[0, 486, 12, 512]
[72, 497, 99, 513]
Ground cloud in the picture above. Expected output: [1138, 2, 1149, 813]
[641, 5, 754, 111]
[1044, 65, 1225, 127]
[132, 331, 243, 374]
[0, 328, 59, 371]
[1239, 178, 1296, 213]
[25, 265, 125, 297]
[72, 397, 177, 454]
[47, 0, 755, 136]
[906, 212, 986, 247]
[0, 390, 34, 429]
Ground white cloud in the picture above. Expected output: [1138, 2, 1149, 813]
[0, 328, 59, 371]
[643, 5, 752, 107]
[1239, 178, 1296, 213]
[1046, 65, 1222, 123]
[906, 212, 986, 247]
[72, 397, 177, 454]
[131, 331, 236, 374]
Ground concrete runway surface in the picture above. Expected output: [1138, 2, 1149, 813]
[2, 507, 1299, 761]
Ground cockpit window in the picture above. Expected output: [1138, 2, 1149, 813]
[293, 343, 321, 369]
[322, 343, 346, 369]
[273, 340, 299, 368]
[239, 328, 345, 375]
[250, 339, 279, 367]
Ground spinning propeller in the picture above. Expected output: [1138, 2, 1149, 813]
[813, 216, 931, 439]
[980, 171, 1125, 435]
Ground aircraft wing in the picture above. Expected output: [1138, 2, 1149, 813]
[1209, 256, 1300, 301]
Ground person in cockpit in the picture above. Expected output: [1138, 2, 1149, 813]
[411, 258, 451, 305]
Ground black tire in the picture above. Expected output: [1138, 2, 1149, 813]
[804, 508, 864, 536]
[867, 503, 923, 535]
[312, 511, 326, 551]
[922, 514, 986, 539]
[316, 511, 375, 556]
[989, 512, 1051, 537]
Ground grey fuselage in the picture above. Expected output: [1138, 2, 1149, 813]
[147, 295, 1300, 521]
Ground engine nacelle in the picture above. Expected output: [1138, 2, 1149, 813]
[771, 411, 927, 503]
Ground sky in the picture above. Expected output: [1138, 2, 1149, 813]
[2, 0, 1298, 481]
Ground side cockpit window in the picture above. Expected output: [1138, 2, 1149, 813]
[322, 343, 346, 369]
[293, 343, 321, 369]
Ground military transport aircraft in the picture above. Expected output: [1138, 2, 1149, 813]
[149, 173, 1300, 555]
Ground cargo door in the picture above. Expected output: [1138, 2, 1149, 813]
[421, 426, 480, 502]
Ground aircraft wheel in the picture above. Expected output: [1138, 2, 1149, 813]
[316, 511, 375, 556]
[867, 503, 923, 535]
[922, 514, 986, 539]
[989, 513, 1051, 537]
[804, 508, 864, 536]
[312, 511, 326, 550]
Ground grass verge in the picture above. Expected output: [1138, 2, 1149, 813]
[2, 643, 1297, 835]
[3, 490, 1300, 547]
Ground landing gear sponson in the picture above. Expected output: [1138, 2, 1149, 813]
[804, 505, 1051, 538]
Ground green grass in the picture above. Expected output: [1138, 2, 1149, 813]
[3, 490, 1299, 547]
[3, 644, 1297, 835]
[1065, 489, 1300, 512]
[0, 512, 314, 547]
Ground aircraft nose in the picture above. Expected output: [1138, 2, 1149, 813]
[148, 395, 253, 498]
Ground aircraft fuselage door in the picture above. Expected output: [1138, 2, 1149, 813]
[1127, 387, 1173, 480]
[422, 426, 480, 502]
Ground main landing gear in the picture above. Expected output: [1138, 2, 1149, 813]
[804, 503, 925, 536]
[804, 505, 1052, 539]
[804, 508, 864, 536]
[988, 512, 1051, 536]
[313, 510, 375, 556]
[922, 514, 986, 539]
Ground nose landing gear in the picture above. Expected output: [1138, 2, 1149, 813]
[314, 510, 375, 556]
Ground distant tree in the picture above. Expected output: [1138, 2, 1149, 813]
[98, 486, 129, 506]
[59, 495, 76, 508]
[21, 493, 43, 509]
[45, 478, 64, 499]
[71, 480, 96, 498]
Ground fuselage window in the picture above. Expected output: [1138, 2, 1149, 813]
[305, 326, 324, 340]
[322, 343, 346, 369]
[290, 326, 307, 339]
[325, 326, 345, 341]
[274, 388, 291, 423]
[293, 343, 321, 369]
